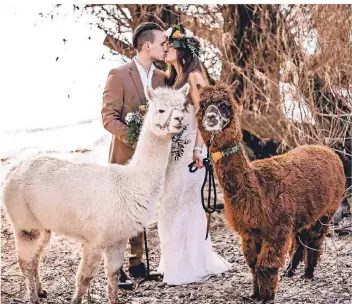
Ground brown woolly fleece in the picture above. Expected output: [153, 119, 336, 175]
[195, 83, 346, 302]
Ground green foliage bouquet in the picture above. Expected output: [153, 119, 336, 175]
[125, 98, 148, 146]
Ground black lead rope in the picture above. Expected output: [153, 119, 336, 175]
[137, 229, 162, 288]
[188, 142, 217, 239]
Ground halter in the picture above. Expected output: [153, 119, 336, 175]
[211, 143, 242, 163]
[204, 105, 241, 163]
[156, 108, 176, 131]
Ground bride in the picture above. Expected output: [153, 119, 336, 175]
[157, 24, 231, 285]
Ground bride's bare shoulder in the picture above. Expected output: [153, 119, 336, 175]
[189, 71, 208, 88]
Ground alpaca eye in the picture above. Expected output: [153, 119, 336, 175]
[220, 104, 229, 112]
[158, 109, 165, 113]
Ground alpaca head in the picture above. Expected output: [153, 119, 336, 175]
[195, 81, 242, 151]
[144, 84, 189, 137]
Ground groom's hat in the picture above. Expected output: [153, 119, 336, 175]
[133, 22, 164, 50]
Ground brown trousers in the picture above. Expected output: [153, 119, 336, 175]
[129, 232, 144, 266]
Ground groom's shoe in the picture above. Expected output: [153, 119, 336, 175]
[147, 270, 162, 279]
[128, 262, 147, 278]
[117, 268, 134, 290]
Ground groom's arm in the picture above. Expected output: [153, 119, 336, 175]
[102, 69, 129, 143]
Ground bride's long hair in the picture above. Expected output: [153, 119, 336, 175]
[165, 43, 208, 95]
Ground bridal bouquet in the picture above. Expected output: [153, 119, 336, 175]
[125, 98, 148, 146]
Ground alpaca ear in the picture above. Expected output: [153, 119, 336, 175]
[179, 83, 190, 96]
[145, 85, 156, 101]
[228, 80, 243, 108]
[229, 80, 239, 93]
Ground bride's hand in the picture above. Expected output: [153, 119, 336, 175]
[192, 150, 204, 169]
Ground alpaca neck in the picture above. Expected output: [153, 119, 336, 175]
[215, 144, 261, 204]
[128, 111, 172, 177]
[111, 110, 173, 232]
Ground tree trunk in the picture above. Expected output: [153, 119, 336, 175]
[218, 5, 294, 148]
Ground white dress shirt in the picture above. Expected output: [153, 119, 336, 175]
[133, 57, 155, 88]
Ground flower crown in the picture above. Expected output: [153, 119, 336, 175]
[165, 24, 201, 57]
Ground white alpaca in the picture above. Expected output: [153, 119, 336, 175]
[2, 84, 189, 304]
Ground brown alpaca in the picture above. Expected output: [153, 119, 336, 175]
[195, 82, 345, 302]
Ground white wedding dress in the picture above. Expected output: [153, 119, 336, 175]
[157, 104, 231, 285]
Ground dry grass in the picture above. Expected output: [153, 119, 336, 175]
[2, 204, 351, 304]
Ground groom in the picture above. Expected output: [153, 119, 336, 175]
[102, 22, 167, 284]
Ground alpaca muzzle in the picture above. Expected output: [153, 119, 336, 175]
[157, 108, 184, 131]
[173, 116, 184, 128]
[203, 105, 229, 131]
[206, 113, 219, 126]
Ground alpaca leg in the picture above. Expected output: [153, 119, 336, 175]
[71, 244, 102, 304]
[35, 229, 51, 298]
[241, 235, 261, 300]
[16, 229, 43, 304]
[284, 230, 307, 277]
[256, 236, 290, 302]
[103, 240, 127, 304]
[251, 269, 260, 301]
[304, 215, 331, 279]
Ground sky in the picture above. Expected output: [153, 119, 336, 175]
[0, 3, 125, 132]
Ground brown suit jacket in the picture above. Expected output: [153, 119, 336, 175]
[102, 60, 166, 164]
